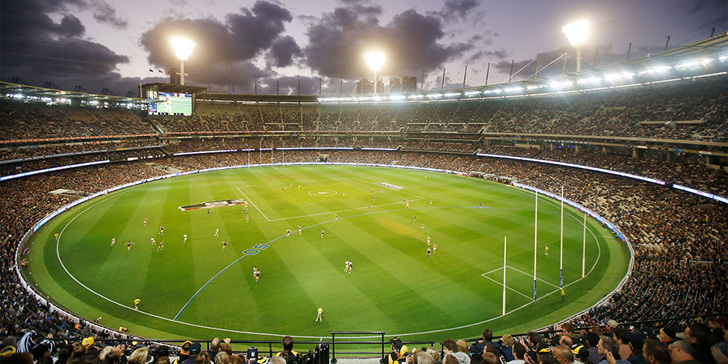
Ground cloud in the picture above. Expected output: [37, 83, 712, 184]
[465, 48, 509, 63]
[89, 0, 128, 29]
[0, 0, 134, 93]
[439, 0, 480, 19]
[58, 15, 85, 38]
[225, 1, 294, 60]
[302, 4, 473, 80]
[267, 36, 302, 68]
[139, 1, 298, 85]
[688, 0, 727, 13]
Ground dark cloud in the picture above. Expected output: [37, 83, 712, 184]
[140, 18, 236, 67]
[465, 48, 509, 63]
[303, 5, 473, 80]
[58, 15, 85, 38]
[0, 0, 134, 93]
[140, 1, 297, 85]
[268, 36, 302, 68]
[225, 1, 293, 60]
[688, 0, 727, 13]
[89, 0, 128, 29]
[440, 0, 480, 19]
[192, 61, 272, 92]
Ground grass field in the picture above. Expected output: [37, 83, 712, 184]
[25, 164, 629, 341]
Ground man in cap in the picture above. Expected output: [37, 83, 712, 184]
[180, 342, 202, 364]
[626, 333, 645, 364]
[382, 338, 410, 364]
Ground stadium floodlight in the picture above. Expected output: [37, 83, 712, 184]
[171, 37, 196, 85]
[365, 50, 385, 94]
[562, 19, 588, 72]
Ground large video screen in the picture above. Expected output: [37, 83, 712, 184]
[148, 92, 192, 116]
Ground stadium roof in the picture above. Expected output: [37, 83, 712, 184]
[0, 81, 146, 106]
[143, 83, 207, 94]
[196, 92, 320, 103]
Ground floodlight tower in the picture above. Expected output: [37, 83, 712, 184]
[171, 37, 196, 85]
[365, 51, 385, 94]
[562, 19, 588, 73]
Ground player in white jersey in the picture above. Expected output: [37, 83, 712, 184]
[183, 234, 187, 243]
[111, 237, 116, 247]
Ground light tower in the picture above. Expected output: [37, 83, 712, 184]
[365, 50, 385, 94]
[562, 19, 588, 73]
[171, 37, 196, 85]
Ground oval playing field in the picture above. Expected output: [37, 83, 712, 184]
[25, 164, 629, 340]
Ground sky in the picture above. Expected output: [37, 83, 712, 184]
[1, 0, 726, 96]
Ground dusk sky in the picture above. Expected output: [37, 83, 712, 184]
[1, 0, 726, 96]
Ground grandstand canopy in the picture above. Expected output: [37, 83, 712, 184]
[0, 81, 146, 107]
[196, 92, 320, 103]
[142, 83, 207, 95]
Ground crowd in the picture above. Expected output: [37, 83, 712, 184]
[380, 321, 728, 364]
[0, 102, 156, 141]
[1, 80, 728, 362]
[0, 150, 724, 338]
[148, 75, 728, 141]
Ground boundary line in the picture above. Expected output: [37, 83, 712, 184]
[45, 165, 614, 339]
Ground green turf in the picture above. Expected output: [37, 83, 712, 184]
[25, 164, 629, 341]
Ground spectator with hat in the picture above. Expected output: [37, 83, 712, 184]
[180, 342, 203, 364]
[626, 333, 645, 364]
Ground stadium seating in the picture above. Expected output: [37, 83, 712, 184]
[1, 74, 727, 364]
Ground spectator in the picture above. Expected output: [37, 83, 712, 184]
[598, 336, 629, 364]
[471, 329, 497, 358]
[277, 336, 298, 364]
[684, 323, 716, 364]
[443, 339, 471, 364]
[500, 335, 515, 363]
[642, 340, 670, 364]
[627, 333, 645, 364]
[667, 341, 698, 364]
[508, 343, 527, 364]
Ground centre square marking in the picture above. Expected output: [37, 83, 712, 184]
[308, 190, 338, 197]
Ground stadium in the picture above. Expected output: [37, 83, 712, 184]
[1, 5, 727, 364]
